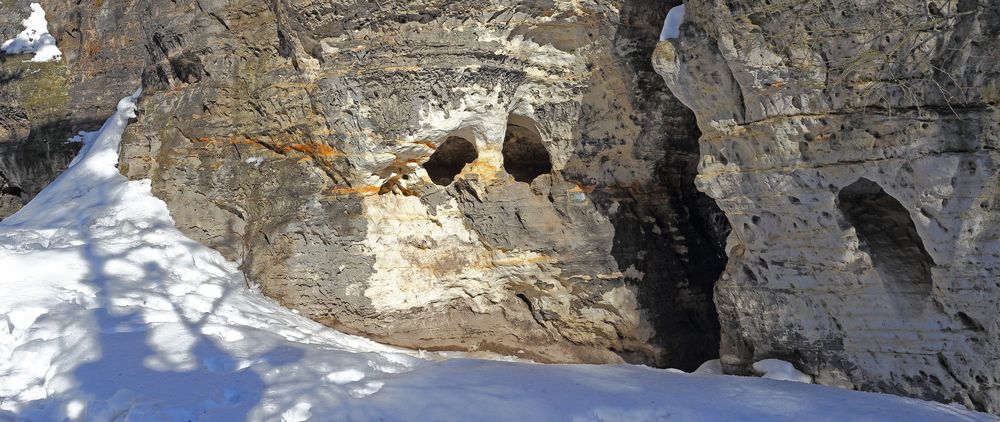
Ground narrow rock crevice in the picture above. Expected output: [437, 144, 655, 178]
[590, 0, 730, 371]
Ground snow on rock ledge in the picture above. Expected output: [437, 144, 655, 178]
[753, 359, 814, 384]
[1, 3, 62, 62]
[693, 359, 723, 375]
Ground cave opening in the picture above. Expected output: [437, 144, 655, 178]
[502, 118, 552, 183]
[423, 136, 478, 186]
[591, 0, 728, 372]
[1, 185, 22, 197]
[837, 178, 934, 305]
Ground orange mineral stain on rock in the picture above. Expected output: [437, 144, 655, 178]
[283, 142, 345, 158]
[191, 137, 344, 158]
[466, 160, 499, 182]
[327, 186, 382, 196]
[410, 140, 437, 150]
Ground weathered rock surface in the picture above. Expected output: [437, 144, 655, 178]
[0, 55, 73, 219]
[118, 0, 727, 368]
[0, 0, 142, 218]
[655, 0, 1000, 411]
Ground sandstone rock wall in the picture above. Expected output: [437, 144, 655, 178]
[655, 0, 1000, 411]
[119, 0, 727, 368]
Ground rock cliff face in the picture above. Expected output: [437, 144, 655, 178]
[655, 0, 1000, 411]
[117, 0, 727, 368]
[0, 0, 142, 218]
[6, 0, 1000, 413]
[0, 55, 74, 219]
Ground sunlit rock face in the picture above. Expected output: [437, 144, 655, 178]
[118, 0, 727, 367]
[654, 0, 1000, 412]
[0, 0, 142, 219]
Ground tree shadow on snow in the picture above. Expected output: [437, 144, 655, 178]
[72, 239, 265, 419]
[13, 203, 305, 419]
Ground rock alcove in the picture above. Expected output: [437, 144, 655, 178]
[1, 185, 22, 197]
[502, 116, 552, 183]
[837, 178, 934, 310]
[423, 136, 478, 186]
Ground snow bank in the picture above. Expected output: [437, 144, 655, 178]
[753, 359, 814, 384]
[0, 91, 996, 421]
[660, 4, 686, 40]
[1, 3, 62, 62]
[693, 359, 723, 375]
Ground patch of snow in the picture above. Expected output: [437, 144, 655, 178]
[694, 359, 723, 375]
[325, 369, 366, 385]
[1, 3, 63, 62]
[348, 381, 385, 398]
[660, 4, 686, 41]
[244, 156, 265, 167]
[753, 359, 814, 383]
[280, 402, 312, 422]
[0, 91, 996, 421]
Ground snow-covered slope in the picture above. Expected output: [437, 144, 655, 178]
[0, 93, 995, 421]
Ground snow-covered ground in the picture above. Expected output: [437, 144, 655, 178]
[0, 93, 996, 421]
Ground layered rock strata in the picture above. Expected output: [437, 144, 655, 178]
[119, 0, 727, 367]
[655, 0, 1000, 411]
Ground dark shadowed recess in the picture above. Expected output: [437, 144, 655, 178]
[837, 178, 934, 311]
[502, 117, 552, 183]
[0, 117, 102, 220]
[603, 0, 730, 370]
[424, 136, 478, 186]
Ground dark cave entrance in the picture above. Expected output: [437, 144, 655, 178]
[0, 169, 23, 198]
[502, 117, 552, 183]
[423, 136, 478, 186]
[1, 185, 22, 197]
[591, 0, 728, 371]
[604, 187, 729, 370]
[837, 178, 934, 307]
